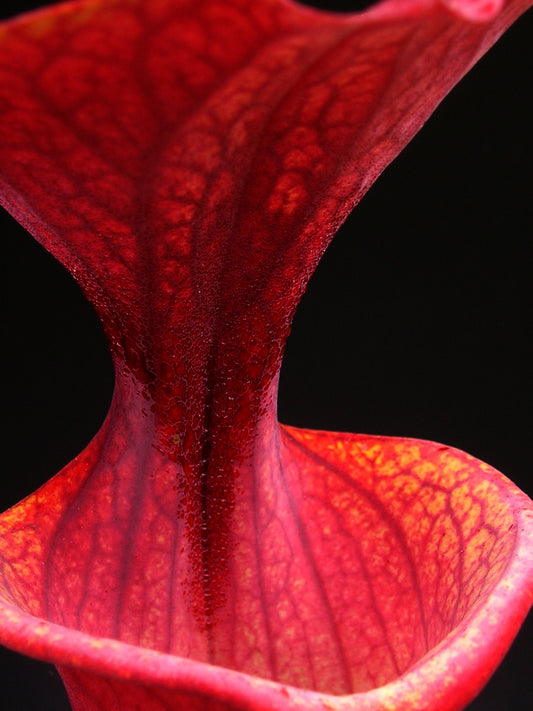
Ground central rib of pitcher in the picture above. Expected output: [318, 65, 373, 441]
[71, 256, 295, 644]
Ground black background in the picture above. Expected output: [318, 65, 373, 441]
[1, 0, 532, 709]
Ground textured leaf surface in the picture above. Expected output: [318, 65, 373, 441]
[0, 1, 532, 710]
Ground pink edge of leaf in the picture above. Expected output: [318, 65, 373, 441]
[439, 0, 505, 23]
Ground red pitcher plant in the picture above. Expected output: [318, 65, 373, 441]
[0, 1, 531, 710]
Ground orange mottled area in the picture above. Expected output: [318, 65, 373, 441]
[262, 428, 516, 691]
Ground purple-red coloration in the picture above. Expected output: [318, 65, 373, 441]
[0, 1, 531, 710]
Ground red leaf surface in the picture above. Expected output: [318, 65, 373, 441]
[0, 1, 531, 710]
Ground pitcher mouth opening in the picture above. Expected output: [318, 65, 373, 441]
[0, 561, 529, 711]
[0, 434, 530, 703]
